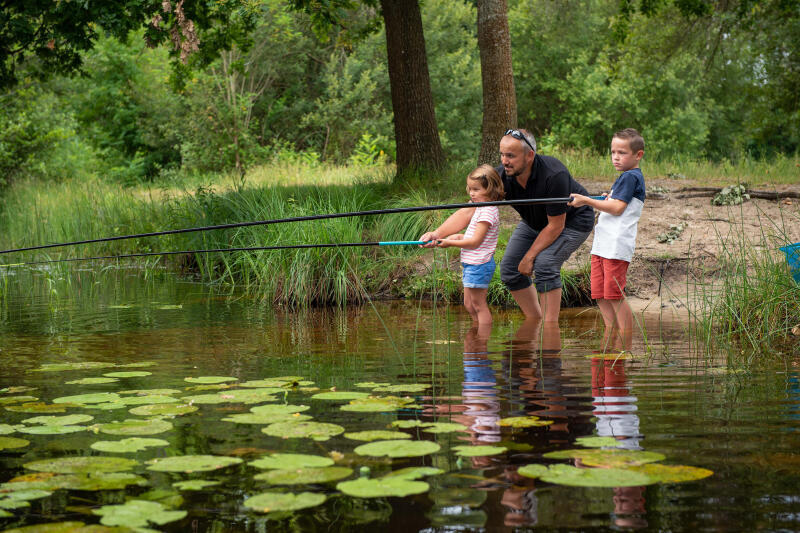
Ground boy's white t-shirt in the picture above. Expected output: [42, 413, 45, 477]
[461, 206, 499, 265]
[591, 168, 646, 262]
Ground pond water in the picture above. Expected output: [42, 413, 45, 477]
[1, 268, 799, 532]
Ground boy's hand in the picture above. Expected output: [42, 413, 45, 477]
[568, 193, 588, 207]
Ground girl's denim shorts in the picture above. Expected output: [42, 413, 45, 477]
[462, 257, 496, 289]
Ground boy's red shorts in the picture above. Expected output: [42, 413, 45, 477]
[590, 255, 630, 300]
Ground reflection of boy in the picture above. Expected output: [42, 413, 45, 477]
[591, 358, 640, 449]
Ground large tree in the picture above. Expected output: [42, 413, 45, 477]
[476, 0, 516, 166]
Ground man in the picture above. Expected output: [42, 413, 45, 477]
[420, 128, 593, 322]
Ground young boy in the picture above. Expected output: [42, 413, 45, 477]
[569, 128, 645, 351]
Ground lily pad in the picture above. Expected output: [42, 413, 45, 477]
[5, 402, 72, 413]
[213, 388, 283, 403]
[0, 499, 29, 510]
[627, 463, 714, 483]
[539, 464, 654, 487]
[0, 489, 53, 501]
[2, 472, 147, 491]
[116, 394, 180, 406]
[0, 521, 126, 532]
[17, 425, 86, 435]
[24, 456, 138, 474]
[116, 362, 157, 368]
[249, 404, 311, 415]
[249, 453, 335, 470]
[391, 420, 428, 428]
[184, 376, 238, 384]
[337, 477, 430, 498]
[254, 466, 353, 485]
[497, 416, 554, 428]
[372, 384, 431, 393]
[64, 377, 119, 385]
[32, 362, 116, 372]
[102, 371, 152, 378]
[90, 437, 170, 453]
[243, 491, 326, 513]
[262, 421, 345, 442]
[383, 466, 444, 480]
[543, 448, 666, 468]
[240, 379, 298, 388]
[119, 388, 182, 396]
[53, 392, 122, 405]
[1, 386, 37, 394]
[0, 424, 24, 435]
[517, 464, 549, 479]
[575, 436, 621, 448]
[311, 391, 370, 401]
[421, 422, 468, 434]
[93, 499, 187, 528]
[173, 480, 221, 491]
[452, 445, 507, 457]
[354, 440, 440, 458]
[0, 436, 30, 450]
[146, 454, 243, 472]
[344, 430, 411, 442]
[95, 418, 173, 435]
[222, 413, 312, 425]
[0, 395, 38, 405]
[340, 396, 417, 413]
[128, 403, 198, 417]
[355, 382, 391, 388]
[22, 414, 93, 426]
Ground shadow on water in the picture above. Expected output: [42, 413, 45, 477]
[0, 268, 799, 531]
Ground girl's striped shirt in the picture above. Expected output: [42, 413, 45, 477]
[461, 206, 500, 265]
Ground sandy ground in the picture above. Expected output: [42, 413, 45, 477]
[554, 179, 800, 317]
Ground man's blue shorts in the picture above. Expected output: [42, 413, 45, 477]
[462, 257, 496, 289]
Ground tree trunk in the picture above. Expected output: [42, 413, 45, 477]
[476, 0, 517, 166]
[380, 0, 444, 176]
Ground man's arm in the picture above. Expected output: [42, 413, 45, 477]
[517, 213, 566, 276]
[419, 207, 475, 247]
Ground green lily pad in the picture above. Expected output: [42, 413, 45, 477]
[391, 420, 428, 428]
[254, 466, 353, 485]
[0, 521, 124, 531]
[517, 464, 549, 479]
[32, 362, 116, 372]
[184, 376, 238, 384]
[119, 388, 182, 396]
[0, 489, 53, 501]
[243, 491, 326, 513]
[341, 396, 417, 412]
[627, 463, 714, 483]
[0, 436, 29, 450]
[452, 445, 507, 457]
[64, 377, 119, 385]
[372, 384, 431, 393]
[497, 416, 554, 428]
[249, 453, 335, 470]
[539, 464, 654, 487]
[90, 403, 127, 411]
[354, 440, 440, 458]
[575, 436, 621, 448]
[0, 499, 29, 509]
[102, 371, 152, 378]
[213, 388, 283, 403]
[0, 424, 24, 435]
[421, 422, 468, 434]
[53, 392, 122, 405]
[355, 382, 391, 388]
[116, 394, 180, 406]
[22, 414, 93, 426]
[17, 425, 86, 435]
[344, 430, 411, 442]
[262, 421, 345, 441]
[5, 402, 72, 413]
[173, 479, 221, 491]
[0, 395, 38, 405]
[1, 386, 37, 394]
[146, 454, 243, 472]
[93, 499, 187, 528]
[543, 448, 666, 468]
[177, 393, 230, 405]
[2, 472, 147, 492]
[116, 362, 157, 368]
[311, 391, 370, 401]
[185, 383, 232, 391]
[96, 418, 173, 435]
[240, 379, 298, 388]
[222, 413, 313, 425]
[90, 437, 170, 453]
[383, 466, 444, 480]
[337, 477, 430, 498]
[24, 456, 138, 474]
[250, 404, 311, 415]
[129, 403, 198, 417]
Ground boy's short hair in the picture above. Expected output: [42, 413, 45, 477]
[613, 128, 645, 153]
[467, 164, 505, 201]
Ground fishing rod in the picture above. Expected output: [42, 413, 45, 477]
[0, 241, 434, 268]
[0, 196, 603, 256]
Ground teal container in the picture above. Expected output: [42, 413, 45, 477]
[780, 242, 800, 282]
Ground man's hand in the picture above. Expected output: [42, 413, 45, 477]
[518, 254, 535, 276]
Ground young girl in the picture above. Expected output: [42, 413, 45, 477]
[436, 165, 504, 324]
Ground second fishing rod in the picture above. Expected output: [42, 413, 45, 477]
[0, 196, 603, 256]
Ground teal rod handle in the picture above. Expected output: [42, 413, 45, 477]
[589, 195, 605, 200]
[378, 240, 431, 246]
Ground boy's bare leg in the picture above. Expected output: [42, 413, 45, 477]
[539, 288, 562, 323]
[597, 298, 633, 351]
[510, 286, 542, 319]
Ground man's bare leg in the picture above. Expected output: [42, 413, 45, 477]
[539, 288, 562, 323]
[510, 286, 542, 319]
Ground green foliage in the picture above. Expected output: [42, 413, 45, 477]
[711, 184, 749, 206]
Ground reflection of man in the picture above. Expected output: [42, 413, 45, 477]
[498, 129, 594, 323]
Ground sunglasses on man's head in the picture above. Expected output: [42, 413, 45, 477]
[505, 129, 535, 152]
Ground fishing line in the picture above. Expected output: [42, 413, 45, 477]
[0, 196, 603, 256]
